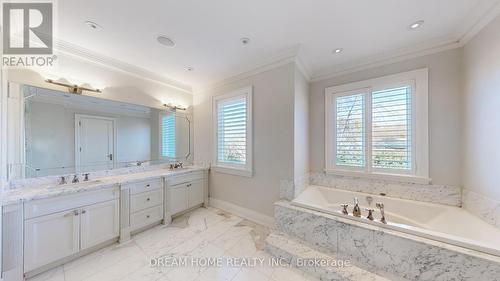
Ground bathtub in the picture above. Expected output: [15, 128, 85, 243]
[291, 185, 500, 257]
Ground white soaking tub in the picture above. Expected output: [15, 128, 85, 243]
[291, 185, 500, 257]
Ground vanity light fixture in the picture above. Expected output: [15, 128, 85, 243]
[409, 20, 424, 30]
[163, 103, 187, 111]
[45, 79, 102, 94]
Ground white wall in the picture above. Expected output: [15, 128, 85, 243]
[194, 63, 296, 217]
[309, 48, 463, 186]
[293, 68, 309, 196]
[463, 14, 500, 214]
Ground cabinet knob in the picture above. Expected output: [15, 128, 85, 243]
[146, 215, 150, 218]
[81, 210, 87, 214]
[146, 198, 151, 201]
[146, 184, 150, 188]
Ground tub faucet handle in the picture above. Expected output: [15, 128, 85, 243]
[365, 208, 375, 221]
[376, 203, 387, 224]
[340, 204, 349, 215]
[353, 197, 361, 217]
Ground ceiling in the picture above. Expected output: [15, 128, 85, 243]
[55, 0, 500, 92]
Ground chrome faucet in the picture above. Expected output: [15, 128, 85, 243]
[72, 175, 79, 183]
[169, 162, 184, 170]
[376, 203, 387, 224]
[340, 204, 349, 215]
[83, 173, 90, 182]
[353, 197, 361, 217]
[366, 208, 375, 221]
[59, 176, 67, 185]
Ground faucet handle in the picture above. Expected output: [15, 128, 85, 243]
[365, 208, 375, 221]
[59, 176, 67, 185]
[82, 173, 90, 181]
[340, 204, 349, 215]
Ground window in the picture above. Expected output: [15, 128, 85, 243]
[161, 113, 176, 158]
[213, 86, 252, 177]
[325, 69, 429, 183]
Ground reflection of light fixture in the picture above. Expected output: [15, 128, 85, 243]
[163, 103, 187, 111]
[45, 79, 102, 94]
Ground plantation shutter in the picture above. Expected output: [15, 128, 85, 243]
[161, 114, 176, 158]
[335, 93, 365, 167]
[217, 97, 247, 165]
[371, 86, 412, 170]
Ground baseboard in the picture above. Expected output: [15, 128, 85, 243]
[209, 197, 275, 228]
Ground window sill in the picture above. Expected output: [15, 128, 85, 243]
[212, 166, 253, 178]
[324, 169, 431, 185]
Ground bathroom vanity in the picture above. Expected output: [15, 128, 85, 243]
[1, 166, 208, 280]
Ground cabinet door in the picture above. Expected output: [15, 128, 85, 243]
[169, 184, 188, 215]
[24, 209, 80, 272]
[188, 180, 204, 208]
[80, 200, 119, 250]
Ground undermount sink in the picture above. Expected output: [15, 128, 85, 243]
[48, 180, 103, 189]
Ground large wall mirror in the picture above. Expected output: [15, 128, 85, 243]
[8, 85, 192, 180]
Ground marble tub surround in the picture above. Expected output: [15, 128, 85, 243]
[463, 189, 500, 229]
[310, 172, 461, 206]
[266, 232, 396, 281]
[27, 207, 320, 281]
[1, 165, 208, 205]
[279, 174, 310, 201]
[275, 200, 500, 281]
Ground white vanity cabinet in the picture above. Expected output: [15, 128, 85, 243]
[80, 200, 120, 250]
[23, 188, 120, 273]
[24, 209, 80, 272]
[122, 178, 164, 233]
[165, 170, 208, 220]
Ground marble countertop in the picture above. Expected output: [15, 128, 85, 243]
[1, 166, 208, 206]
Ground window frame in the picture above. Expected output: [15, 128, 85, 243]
[325, 69, 429, 184]
[212, 86, 253, 177]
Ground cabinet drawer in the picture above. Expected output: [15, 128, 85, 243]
[130, 189, 163, 213]
[167, 171, 204, 186]
[130, 205, 163, 231]
[25, 187, 119, 219]
[124, 179, 162, 195]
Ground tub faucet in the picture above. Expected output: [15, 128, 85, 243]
[72, 175, 79, 183]
[340, 204, 349, 215]
[366, 209, 375, 221]
[376, 203, 387, 224]
[353, 197, 361, 217]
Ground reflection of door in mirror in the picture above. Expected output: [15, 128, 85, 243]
[75, 115, 115, 173]
[160, 113, 176, 159]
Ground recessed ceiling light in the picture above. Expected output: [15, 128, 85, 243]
[409, 20, 424, 30]
[84, 21, 102, 31]
[157, 35, 175, 48]
[333, 48, 343, 54]
[186, 67, 194, 72]
[240, 37, 251, 45]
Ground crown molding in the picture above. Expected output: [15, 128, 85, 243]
[455, 0, 500, 45]
[294, 55, 312, 81]
[311, 0, 500, 82]
[311, 38, 461, 82]
[54, 39, 193, 94]
[194, 45, 303, 94]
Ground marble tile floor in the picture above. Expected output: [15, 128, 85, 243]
[28, 207, 319, 281]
